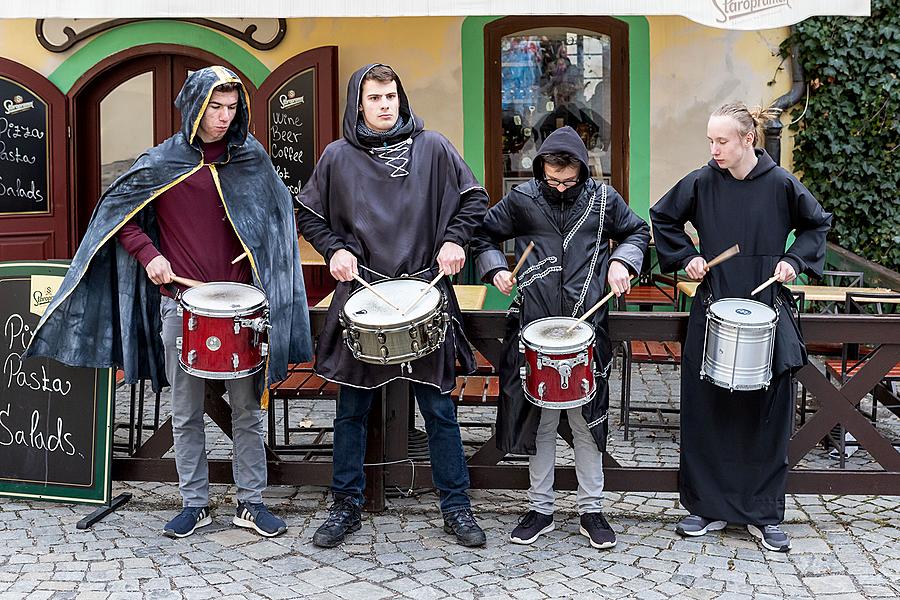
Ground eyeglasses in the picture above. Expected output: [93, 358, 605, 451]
[544, 177, 580, 188]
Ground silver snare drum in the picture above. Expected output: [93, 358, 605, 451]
[339, 278, 448, 365]
[700, 298, 777, 391]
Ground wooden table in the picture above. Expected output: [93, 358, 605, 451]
[315, 284, 487, 310]
[676, 281, 895, 303]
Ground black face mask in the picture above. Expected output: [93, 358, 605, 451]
[539, 179, 585, 202]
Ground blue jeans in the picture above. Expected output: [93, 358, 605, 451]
[331, 383, 471, 514]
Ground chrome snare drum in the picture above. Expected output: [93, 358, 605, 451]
[700, 298, 777, 391]
[520, 317, 596, 409]
[340, 278, 448, 365]
[177, 282, 269, 379]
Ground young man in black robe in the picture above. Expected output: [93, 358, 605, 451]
[471, 126, 649, 549]
[296, 64, 489, 548]
[651, 103, 832, 552]
[26, 66, 313, 538]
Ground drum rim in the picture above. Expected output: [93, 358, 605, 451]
[177, 359, 265, 379]
[343, 277, 442, 326]
[522, 316, 595, 354]
[523, 387, 596, 409]
[181, 282, 268, 316]
[707, 297, 778, 326]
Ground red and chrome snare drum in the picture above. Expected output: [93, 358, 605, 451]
[176, 282, 269, 379]
[519, 316, 596, 409]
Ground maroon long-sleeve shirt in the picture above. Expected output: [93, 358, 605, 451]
[116, 138, 251, 295]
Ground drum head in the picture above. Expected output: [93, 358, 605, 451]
[709, 298, 777, 325]
[344, 278, 440, 326]
[522, 317, 594, 353]
[181, 282, 267, 316]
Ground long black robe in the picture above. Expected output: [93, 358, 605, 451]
[472, 126, 650, 454]
[25, 66, 312, 396]
[651, 149, 832, 524]
[296, 64, 488, 391]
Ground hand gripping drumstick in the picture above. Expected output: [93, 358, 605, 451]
[751, 275, 779, 296]
[403, 270, 444, 314]
[703, 244, 740, 272]
[509, 241, 535, 279]
[351, 273, 403, 311]
[171, 275, 205, 288]
[565, 278, 637, 333]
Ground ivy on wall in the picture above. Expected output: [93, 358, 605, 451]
[784, 0, 900, 270]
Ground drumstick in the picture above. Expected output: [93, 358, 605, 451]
[171, 275, 205, 288]
[565, 278, 639, 334]
[509, 241, 535, 279]
[231, 252, 247, 265]
[351, 273, 402, 311]
[703, 244, 740, 271]
[751, 275, 779, 296]
[403, 270, 444, 314]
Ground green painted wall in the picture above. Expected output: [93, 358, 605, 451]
[48, 21, 270, 93]
[461, 16, 651, 221]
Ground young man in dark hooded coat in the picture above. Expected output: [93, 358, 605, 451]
[651, 103, 831, 552]
[296, 64, 489, 547]
[26, 66, 312, 538]
[471, 126, 649, 549]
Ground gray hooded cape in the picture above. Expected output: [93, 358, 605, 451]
[471, 126, 650, 454]
[296, 64, 489, 391]
[26, 66, 313, 397]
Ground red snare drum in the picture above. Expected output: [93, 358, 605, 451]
[176, 282, 269, 379]
[519, 317, 596, 409]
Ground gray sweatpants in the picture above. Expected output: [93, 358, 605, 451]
[160, 297, 266, 507]
[528, 407, 605, 515]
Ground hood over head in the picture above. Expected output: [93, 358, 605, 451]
[533, 126, 591, 201]
[174, 65, 251, 148]
[707, 147, 778, 180]
[342, 63, 423, 149]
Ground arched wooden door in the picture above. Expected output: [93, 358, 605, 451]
[69, 46, 257, 249]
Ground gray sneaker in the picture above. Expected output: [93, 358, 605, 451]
[747, 524, 791, 552]
[676, 515, 727, 537]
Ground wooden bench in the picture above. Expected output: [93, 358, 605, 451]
[629, 341, 681, 364]
[623, 284, 678, 311]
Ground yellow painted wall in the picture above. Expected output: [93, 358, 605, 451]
[1, 16, 800, 202]
[647, 16, 796, 203]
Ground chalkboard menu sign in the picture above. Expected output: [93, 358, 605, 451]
[0, 77, 49, 214]
[268, 67, 316, 197]
[0, 261, 113, 504]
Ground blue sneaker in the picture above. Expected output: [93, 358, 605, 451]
[233, 501, 287, 537]
[163, 506, 212, 538]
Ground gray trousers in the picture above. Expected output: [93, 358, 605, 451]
[161, 297, 266, 507]
[528, 407, 605, 515]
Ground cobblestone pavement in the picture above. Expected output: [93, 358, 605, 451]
[1, 364, 898, 599]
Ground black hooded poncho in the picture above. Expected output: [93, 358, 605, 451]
[26, 66, 313, 401]
[471, 126, 650, 454]
[296, 64, 489, 391]
[651, 148, 832, 525]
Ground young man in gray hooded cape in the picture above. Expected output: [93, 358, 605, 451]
[297, 64, 489, 548]
[26, 66, 312, 539]
[471, 126, 649, 549]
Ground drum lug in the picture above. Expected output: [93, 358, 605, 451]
[581, 379, 591, 394]
[175, 336, 182, 351]
[409, 327, 418, 339]
[187, 349, 196, 365]
[518, 341, 525, 354]
[176, 305, 183, 317]
[537, 381, 546, 400]
[519, 366, 527, 381]
[232, 353, 240, 369]
[341, 328, 349, 341]
[442, 312, 450, 323]
[260, 343, 269, 357]
[234, 321, 241, 335]
[411, 340, 420, 353]
[377, 331, 387, 345]
[188, 315, 197, 331]
[380, 346, 389, 363]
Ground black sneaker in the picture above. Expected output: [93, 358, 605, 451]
[676, 515, 727, 537]
[747, 524, 791, 552]
[312, 497, 361, 548]
[509, 510, 554, 545]
[163, 506, 212, 538]
[579, 512, 616, 549]
[443, 508, 487, 547]
[233, 501, 287, 537]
